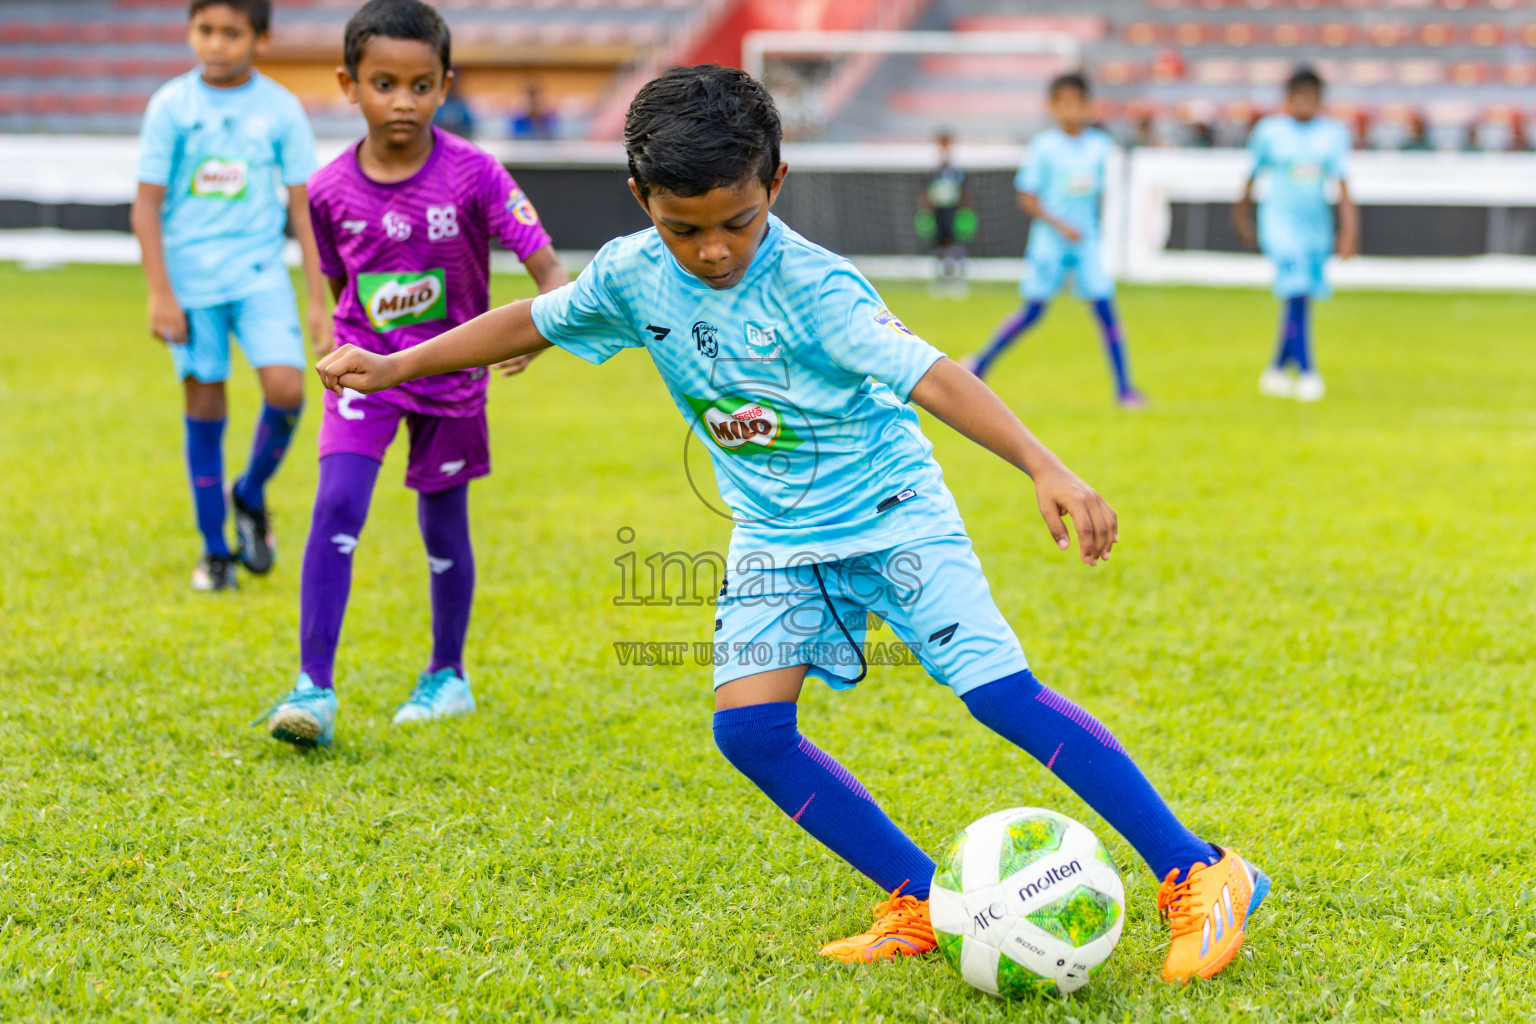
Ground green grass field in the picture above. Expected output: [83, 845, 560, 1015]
[2, 262, 1534, 1022]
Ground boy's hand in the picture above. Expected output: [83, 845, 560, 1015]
[1033, 465, 1118, 566]
[1336, 229, 1359, 260]
[309, 307, 336, 358]
[148, 289, 187, 346]
[316, 344, 401, 396]
[496, 349, 542, 376]
[1055, 220, 1083, 243]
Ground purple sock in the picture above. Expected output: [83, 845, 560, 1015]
[962, 670, 1221, 882]
[233, 402, 302, 511]
[298, 453, 380, 690]
[418, 484, 474, 676]
[1090, 298, 1136, 397]
[184, 415, 229, 558]
[973, 301, 1047, 377]
[714, 702, 936, 898]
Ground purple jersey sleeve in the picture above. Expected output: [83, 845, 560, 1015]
[308, 184, 343, 279]
[480, 159, 553, 259]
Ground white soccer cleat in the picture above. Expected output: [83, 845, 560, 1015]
[393, 668, 477, 724]
[1294, 371, 1326, 402]
[1257, 368, 1294, 398]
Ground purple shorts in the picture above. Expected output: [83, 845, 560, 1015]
[318, 388, 489, 493]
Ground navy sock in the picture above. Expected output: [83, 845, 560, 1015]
[1287, 295, 1312, 372]
[184, 415, 229, 558]
[714, 702, 935, 898]
[974, 301, 1047, 376]
[418, 484, 474, 676]
[1090, 298, 1135, 396]
[962, 670, 1220, 882]
[234, 402, 302, 511]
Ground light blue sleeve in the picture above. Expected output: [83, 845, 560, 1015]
[1325, 123, 1350, 180]
[816, 264, 944, 402]
[135, 89, 179, 187]
[529, 246, 639, 364]
[275, 92, 318, 187]
[1247, 121, 1271, 176]
[1014, 147, 1044, 195]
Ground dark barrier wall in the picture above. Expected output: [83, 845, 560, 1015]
[5, 165, 1536, 258]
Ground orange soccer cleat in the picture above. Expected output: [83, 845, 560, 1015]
[818, 886, 937, 963]
[1157, 848, 1271, 982]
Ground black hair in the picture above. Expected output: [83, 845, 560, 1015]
[344, 0, 451, 79]
[625, 64, 781, 199]
[188, 0, 270, 35]
[1287, 66, 1324, 94]
[1049, 72, 1091, 99]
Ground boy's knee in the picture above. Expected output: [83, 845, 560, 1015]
[258, 367, 305, 410]
[183, 380, 227, 420]
[712, 703, 799, 772]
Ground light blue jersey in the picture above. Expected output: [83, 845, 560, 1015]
[1015, 126, 1114, 252]
[136, 70, 317, 308]
[1248, 113, 1350, 256]
[531, 214, 963, 566]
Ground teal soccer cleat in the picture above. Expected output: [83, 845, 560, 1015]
[253, 673, 337, 747]
[393, 668, 476, 724]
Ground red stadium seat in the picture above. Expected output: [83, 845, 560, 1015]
[1172, 22, 1215, 46]
[1096, 59, 1147, 85]
[952, 15, 1107, 41]
[1520, 24, 1536, 48]
[1347, 58, 1392, 85]
[1448, 60, 1490, 86]
[1319, 22, 1357, 46]
[1268, 23, 1316, 46]
[1195, 58, 1243, 84]
[1222, 22, 1260, 46]
[1368, 22, 1410, 46]
[1501, 63, 1536, 87]
[1417, 22, 1457, 46]
[1397, 59, 1445, 86]
[1123, 22, 1166, 46]
[1247, 57, 1294, 84]
[919, 54, 1070, 78]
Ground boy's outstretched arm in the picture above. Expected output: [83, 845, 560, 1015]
[286, 184, 335, 357]
[316, 299, 551, 394]
[496, 245, 570, 377]
[908, 356, 1118, 566]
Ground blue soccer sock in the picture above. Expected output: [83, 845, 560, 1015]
[184, 415, 229, 558]
[1090, 298, 1135, 396]
[714, 702, 935, 898]
[1273, 295, 1311, 371]
[973, 301, 1048, 377]
[233, 402, 302, 511]
[962, 669, 1221, 882]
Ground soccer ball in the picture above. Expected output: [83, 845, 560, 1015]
[930, 807, 1125, 997]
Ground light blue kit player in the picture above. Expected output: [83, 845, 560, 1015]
[965, 73, 1145, 407]
[131, 0, 331, 590]
[313, 67, 1267, 978]
[1235, 67, 1358, 403]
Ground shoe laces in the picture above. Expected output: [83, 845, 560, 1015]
[405, 669, 456, 707]
[867, 882, 931, 939]
[1156, 868, 1206, 938]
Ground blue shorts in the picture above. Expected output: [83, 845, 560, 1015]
[1022, 240, 1114, 302]
[1264, 245, 1332, 300]
[712, 534, 1030, 697]
[172, 284, 306, 383]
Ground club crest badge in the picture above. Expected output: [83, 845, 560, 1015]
[744, 320, 782, 362]
[692, 321, 720, 358]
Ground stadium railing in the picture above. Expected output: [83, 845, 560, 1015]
[3, 136, 1534, 290]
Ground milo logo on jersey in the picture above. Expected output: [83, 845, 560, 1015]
[358, 270, 447, 331]
[686, 394, 804, 454]
[190, 157, 249, 199]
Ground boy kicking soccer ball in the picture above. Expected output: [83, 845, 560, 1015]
[1234, 67, 1358, 403]
[963, 73, 1145, 407]
[315, 65, 1268, 981]
[132, 0, 331, 590]
[255, 0, 567, 745]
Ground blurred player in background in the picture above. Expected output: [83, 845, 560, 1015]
[963, 73, 1145, 408]
[313, 64, 1270, 983]
[915, 131, 974, 299]
[1235, 67, 1357, 403]
[254, 0, 568, 746]
[131, 0, 330, 591]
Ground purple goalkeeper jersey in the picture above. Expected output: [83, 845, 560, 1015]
[309, 127, 553, 416]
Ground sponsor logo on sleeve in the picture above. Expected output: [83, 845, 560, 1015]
[872, 307, 915, 336]
[505, 187, 540, 227]
[189, 157, 249, 199]
[684, 394, 803, 454]
[357, 269, 448, 331]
